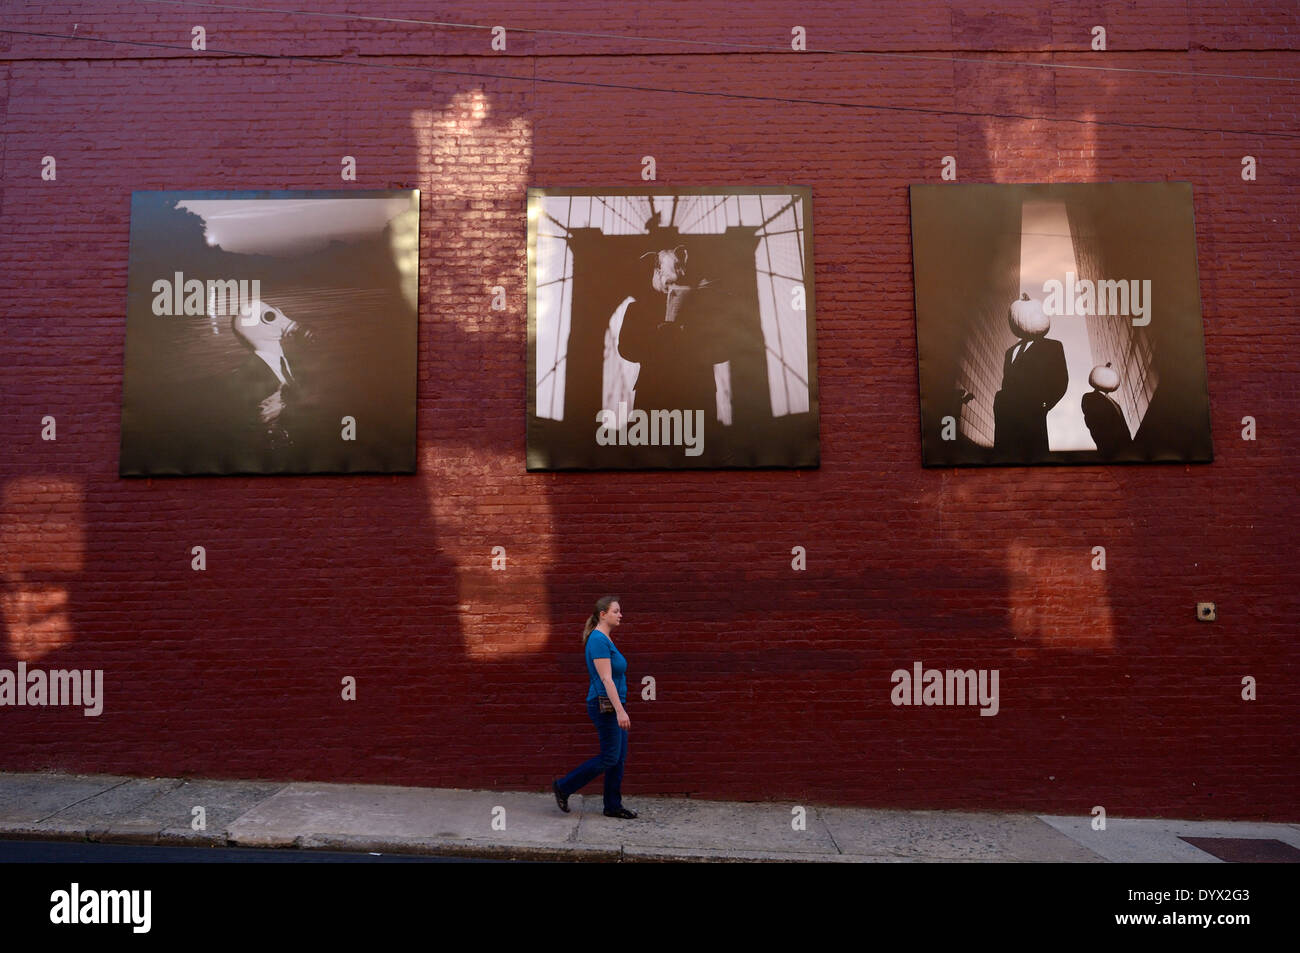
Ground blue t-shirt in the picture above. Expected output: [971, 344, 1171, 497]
[585, 630, 628, 704]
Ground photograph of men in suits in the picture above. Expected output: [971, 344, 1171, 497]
[911, 183, 1213, 467]
[993, 293, 1069, 459]
[616, 245, 733, 420]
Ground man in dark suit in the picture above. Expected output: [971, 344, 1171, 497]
[993, 332, 1068, 460]
[617, 246, 733, 420]
[1082, 389, 1133, 457]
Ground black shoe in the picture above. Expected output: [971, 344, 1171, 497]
[604, 806, 638, 819]
[552, 780, 570, 813]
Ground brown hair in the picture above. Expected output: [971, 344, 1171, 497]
[582, 595, 621, 644]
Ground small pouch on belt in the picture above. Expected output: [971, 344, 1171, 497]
[598, 695, 615, 714]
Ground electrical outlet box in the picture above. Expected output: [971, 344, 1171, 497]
[1197, 602, 1216, 622]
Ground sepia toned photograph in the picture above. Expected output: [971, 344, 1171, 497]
[910, 182, 1213, 466]
[526, 187, 820, 470]
[119, 189, 420, 476]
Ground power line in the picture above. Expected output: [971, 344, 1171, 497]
[3, 28, 1296, 141]
[133, 0, 1300, 85]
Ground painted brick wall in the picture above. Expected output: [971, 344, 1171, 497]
[1, 1, 1296, 820]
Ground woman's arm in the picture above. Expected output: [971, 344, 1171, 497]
[593, 657, 630, 729]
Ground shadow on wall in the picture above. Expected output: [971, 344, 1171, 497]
[0, 477, 85, 662]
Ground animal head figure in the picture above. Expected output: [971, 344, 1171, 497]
[232, 299, 301, 352]
[642, 245, 688, 293]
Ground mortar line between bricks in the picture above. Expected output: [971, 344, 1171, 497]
[3, 46, 1298, 90]
[35, 777, 133, 824]
[7, 47, 1300, 62]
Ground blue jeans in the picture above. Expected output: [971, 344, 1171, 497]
[556, 697, 628, 812]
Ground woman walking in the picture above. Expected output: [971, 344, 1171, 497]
[552, 595, 637, 818]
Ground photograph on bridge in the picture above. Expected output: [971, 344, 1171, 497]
[526, 187, 820, 470]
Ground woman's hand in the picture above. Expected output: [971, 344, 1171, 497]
[617, 708, 631, 731]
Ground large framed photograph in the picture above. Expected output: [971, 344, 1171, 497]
[910, 182, 1213, 466]
[526, 187, 819, 470]
[119, 189, 420, 476]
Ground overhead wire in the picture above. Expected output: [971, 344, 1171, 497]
[132, 0, 1300, 86]
[2, 28, 1296, 140]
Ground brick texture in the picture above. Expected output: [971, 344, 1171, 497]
[0, 1, 1296, 820]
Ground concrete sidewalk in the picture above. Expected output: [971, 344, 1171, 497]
[1, 772, 1296, 862]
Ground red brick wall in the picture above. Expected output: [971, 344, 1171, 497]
[1, 1, 1296, 820]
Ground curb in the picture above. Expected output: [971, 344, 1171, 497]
[0, 825, 894, 862]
